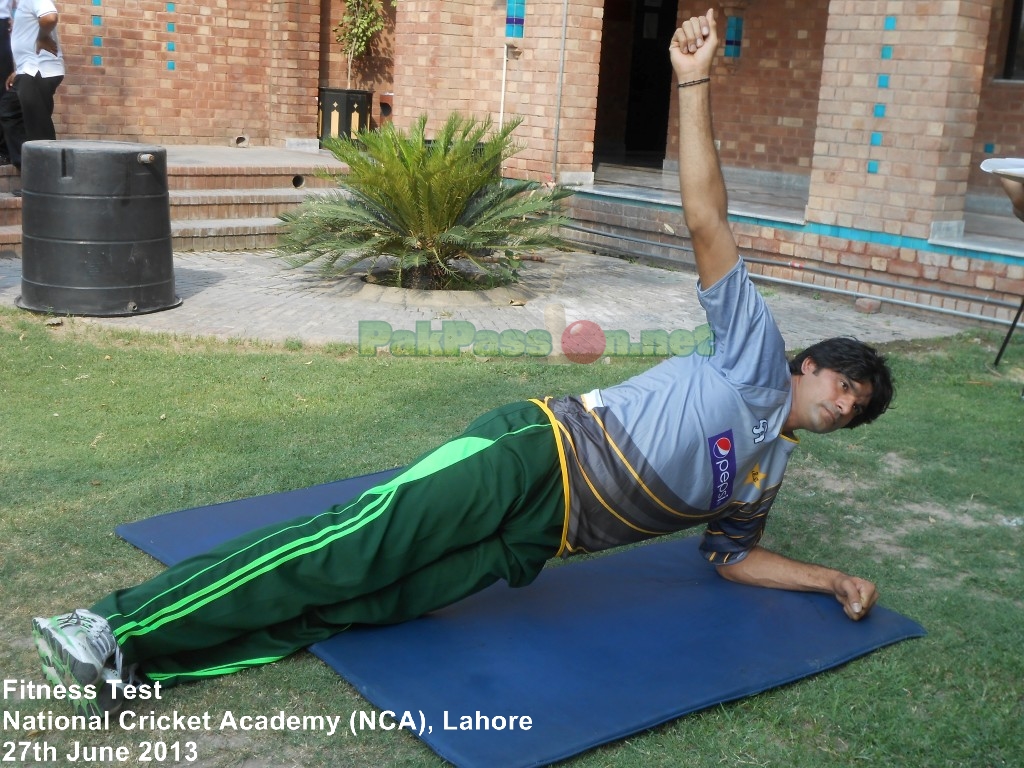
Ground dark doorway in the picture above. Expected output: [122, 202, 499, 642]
[594, 0, 676, 166]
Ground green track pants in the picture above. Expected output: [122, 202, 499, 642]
[91, 401, 566, 687]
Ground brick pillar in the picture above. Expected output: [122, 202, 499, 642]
[393, 0, 601, 182]
[806, 1, 991, 241]
[268, 1, 322, 145]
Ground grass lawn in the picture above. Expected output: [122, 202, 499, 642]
[1, 306, 1022, 767]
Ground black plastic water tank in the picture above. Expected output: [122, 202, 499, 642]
[17, 140, 182, 316]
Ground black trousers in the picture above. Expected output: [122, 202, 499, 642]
[0, 73, 63, 169]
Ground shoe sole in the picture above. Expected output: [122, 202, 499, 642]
[32, 619, 105, 719]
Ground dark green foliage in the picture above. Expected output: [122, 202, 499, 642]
[333, 0, 389, 88]
[278, 114, 573, 289]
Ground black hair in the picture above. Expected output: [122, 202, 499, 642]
[788, 337, 895, 429]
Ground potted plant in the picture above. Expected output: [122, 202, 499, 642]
[319, 0, 394, 141]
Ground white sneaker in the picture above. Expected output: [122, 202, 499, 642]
[32, 609, 123, 718]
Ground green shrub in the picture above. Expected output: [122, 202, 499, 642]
[278, 113, 573, 290]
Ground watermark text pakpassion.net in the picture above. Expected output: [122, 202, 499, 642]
[358, 318, 714, 363]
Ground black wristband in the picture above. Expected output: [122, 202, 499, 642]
[677, 77, 711, 88]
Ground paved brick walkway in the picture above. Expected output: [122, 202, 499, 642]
[0, 249, 963, 352]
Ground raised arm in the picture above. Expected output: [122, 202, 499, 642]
[669, 10, 739, 289]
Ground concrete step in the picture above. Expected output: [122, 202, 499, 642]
[0, 223, 19, 256]
[0, 187, 337, 228]
[167, 164, 337, 192]
[0, 158, 343, 253]
[171, 216, 287, 251]
[169, 187, 335, 222]
[0, 155, 337, 192]
[0, 195, 18, 228]
[0, 164, 16, 196]
[0, 213, 297, 254]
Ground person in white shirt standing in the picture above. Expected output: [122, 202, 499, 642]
[0, 0, 63, 180]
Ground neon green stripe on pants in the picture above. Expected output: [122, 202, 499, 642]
[94, 401, 566, 686]
[111, 433, 504, 643]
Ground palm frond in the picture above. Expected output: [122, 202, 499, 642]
[277, 113, 572, 288]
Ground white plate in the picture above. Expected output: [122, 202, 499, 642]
[980, 157, 1024, 181]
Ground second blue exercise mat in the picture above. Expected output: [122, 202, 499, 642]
[116, 471, 926, 768]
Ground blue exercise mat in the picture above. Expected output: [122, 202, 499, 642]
[116, 471, 926, 768]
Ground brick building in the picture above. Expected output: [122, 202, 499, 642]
[49, 0, 1024, 322]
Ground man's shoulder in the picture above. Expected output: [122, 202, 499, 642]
[18, 0, 55, 16]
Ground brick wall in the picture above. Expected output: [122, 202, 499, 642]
[666, 0, 1014, 207]
[566, 193, 1024, 324]
[593, 0, 1022, 324]
[668, 0, 829, 174]
[49, 0, 1016, 203]
[55, 0, 320, 146]
[51, 0, 460, 147]
[806, 1, 990, 239]
[392, 0, 602, 182]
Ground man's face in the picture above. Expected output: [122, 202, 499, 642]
[793, 357, 874, 433]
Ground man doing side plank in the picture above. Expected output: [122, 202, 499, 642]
[32, 9, 894, 718]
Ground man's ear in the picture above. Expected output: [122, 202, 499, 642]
[800, 356, 818, 375]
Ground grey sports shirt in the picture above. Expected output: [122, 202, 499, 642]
[544, 259, 798, 562]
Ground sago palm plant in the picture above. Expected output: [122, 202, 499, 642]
[277, 113, 574, 290]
